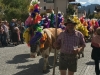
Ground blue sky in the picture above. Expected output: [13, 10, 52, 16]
[76, 0, 100, 5]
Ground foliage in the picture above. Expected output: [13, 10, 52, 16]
[88, 13, 94, 19]
[0, 0, 30, 22]
[94, 13, 100, 19]
[0, 1, 5, 19]
[4, 8, 21, 21]
[66, 4, 75, 15]
[65, 4, 75, 21]
[86, 8, 90, 18]
[86, 8, 95, 19]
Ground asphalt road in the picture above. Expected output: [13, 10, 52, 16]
[0, 42, 96, 75]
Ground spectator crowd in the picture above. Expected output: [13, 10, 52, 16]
[0, 18, 25, 47]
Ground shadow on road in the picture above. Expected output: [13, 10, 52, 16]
[85, 61, 95, 65]
[14, 64, 45, 75]
[8, 55, 58, 75]
[6, 54, 30, 64]
[0, 44, 15, 48]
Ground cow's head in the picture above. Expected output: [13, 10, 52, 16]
[30, 31, 48, 58]
[30, 31, 42, 58]
[30, 42, 40, 58]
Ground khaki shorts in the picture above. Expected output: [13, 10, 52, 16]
[59, 53, 78, 72]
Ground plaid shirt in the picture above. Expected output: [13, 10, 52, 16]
[57, 30, 86, 54]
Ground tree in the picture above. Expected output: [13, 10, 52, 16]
[86, 8, 95, 19]
[86, 8, 90, 18]
[1, 0, 30, 22]
[0, 1, 5, 20]
[65, 4, 75, 21]
[94, 12, 100, 19]
[88, 13, 94, 19]
[66, 4, 75, 16]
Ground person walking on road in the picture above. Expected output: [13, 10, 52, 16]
[91, 27, 100, 75]
[53, 19, 86, 75]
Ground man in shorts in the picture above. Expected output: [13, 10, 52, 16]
[53, 19, 86, 75]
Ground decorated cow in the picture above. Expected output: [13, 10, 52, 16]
[30, 28, 63, 72]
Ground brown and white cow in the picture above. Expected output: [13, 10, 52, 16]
[30, 28, 63, 72]
[40, 28, 63, 72]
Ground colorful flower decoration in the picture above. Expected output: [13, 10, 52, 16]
[24, 0, 42, 46]
[72, 15, 89, 37]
